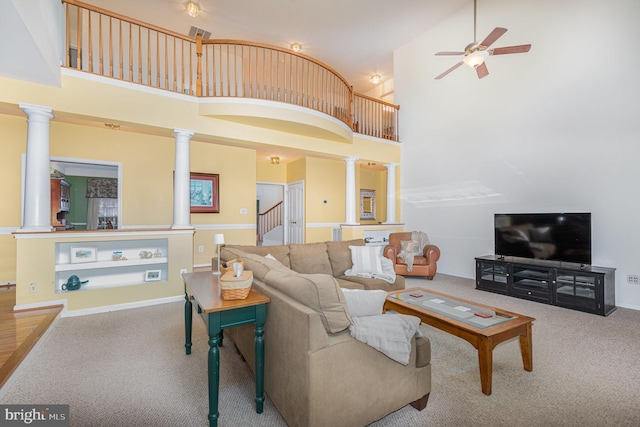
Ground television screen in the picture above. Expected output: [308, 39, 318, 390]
[494, 213, 591, 265]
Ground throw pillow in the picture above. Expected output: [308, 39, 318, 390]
[400, 240, 421, 255]
[341, 288, 388, 318]
[348, 245, 383, 275]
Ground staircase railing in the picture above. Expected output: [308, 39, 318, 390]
[258, 202, 283, 242]
[62, 0, 400, 141]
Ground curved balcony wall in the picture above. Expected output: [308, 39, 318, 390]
[63, 0, 399, 142]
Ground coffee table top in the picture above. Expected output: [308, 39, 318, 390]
[387, 287, 534, 330]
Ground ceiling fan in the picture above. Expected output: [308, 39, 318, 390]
[434, 0, 531, 80]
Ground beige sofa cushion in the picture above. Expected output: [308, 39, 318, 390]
[288, 242, 332, 274]
[326, 239, 365, 277]
[221, 247, 290, 282]
[264, 269, 351, 333]
[224, 244, 291, 268]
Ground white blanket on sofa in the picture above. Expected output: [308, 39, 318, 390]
[349, 313, 422, 365]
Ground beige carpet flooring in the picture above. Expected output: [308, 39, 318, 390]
[1, 274, 639, 426]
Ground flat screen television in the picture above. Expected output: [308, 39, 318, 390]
[494, 213, 591, 265]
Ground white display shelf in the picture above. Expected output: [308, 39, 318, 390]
[55, 257, 168, 272]
[55, 238, 169, 294]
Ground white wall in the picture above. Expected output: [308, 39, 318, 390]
[395, 0, 640, 309]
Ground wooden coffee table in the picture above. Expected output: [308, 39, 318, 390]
[385, 287, 534, 395]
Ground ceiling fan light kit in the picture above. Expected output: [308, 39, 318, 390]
[464, 50, 488, 68]
[434, 0, 531, 80]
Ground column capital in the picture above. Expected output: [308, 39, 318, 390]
[343, 156, 359, 163]
[173, 128, 195, 138]
[19, 103, 55, 120]
[383, 162, 398, 169]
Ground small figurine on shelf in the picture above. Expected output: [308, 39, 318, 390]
[153, 249, 162, 258]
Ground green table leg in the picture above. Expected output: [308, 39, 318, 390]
[208, 316, 222, 427]
[184, 291, 192, 355]
[254, 304, 266, 413]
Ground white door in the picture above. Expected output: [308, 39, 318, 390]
[286, 181, 304, 244]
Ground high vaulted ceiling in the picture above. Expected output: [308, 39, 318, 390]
[1, 0, 470, 96]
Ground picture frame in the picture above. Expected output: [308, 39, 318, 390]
[144, 269, 162, 282]
[190, 172, 220, 213]
[70, 246, 98, 264]
[360, 189, 376, 220]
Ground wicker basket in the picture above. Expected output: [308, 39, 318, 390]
[220, 258, 244, 276]
[220, 270, 253, 300]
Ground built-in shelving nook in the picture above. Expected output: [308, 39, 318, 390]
[14, 229, 194, 314]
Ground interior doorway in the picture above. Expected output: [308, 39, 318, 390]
[256, 183, 285, 246]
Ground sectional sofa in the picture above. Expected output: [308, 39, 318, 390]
[220, 239, 431, 427]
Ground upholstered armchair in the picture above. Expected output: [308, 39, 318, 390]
[383, 232, 441, 279]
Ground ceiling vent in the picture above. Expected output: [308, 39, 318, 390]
[189, 26, 211, 40]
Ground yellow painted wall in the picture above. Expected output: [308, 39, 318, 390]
[51, 122, 176, 226]
[305, 158, 346, 243]
[0, 114, 25, 282]
[191, 142, 257, 265]
[257, 159, 286, 183]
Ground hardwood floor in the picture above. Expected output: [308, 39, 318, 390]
[0, 285, 62, 388]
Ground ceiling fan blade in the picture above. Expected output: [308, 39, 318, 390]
[490, 44, 532, 55]
[476, 62, 489, 79]
[479, 27, 507, 48]
[434, 61, 464, 80]
[435, 51, 465, 56]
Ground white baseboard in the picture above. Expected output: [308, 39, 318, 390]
[615, 302, 640, 311]
[14, 299, 68, 312]
[62, 295, 184, 317]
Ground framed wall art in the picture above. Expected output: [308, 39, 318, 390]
[144, 269, 162, 282]
[190, 172, 220, 213]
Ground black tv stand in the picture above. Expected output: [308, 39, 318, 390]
[475, 255, 616, 316]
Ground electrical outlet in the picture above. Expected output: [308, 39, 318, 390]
[627, 275, 639, 285]
[198, 245, 204, 253]
[240, 208, 248, 214]
[29, 283, 38, 294]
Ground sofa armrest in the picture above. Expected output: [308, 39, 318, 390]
[383, 244, 397, 262]
[415, 335, 431, 368]
[423, 245, 441, 266]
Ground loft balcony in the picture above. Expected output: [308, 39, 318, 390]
[63, 0, 399, 143]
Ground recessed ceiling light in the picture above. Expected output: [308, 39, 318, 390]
[370, 74, 381, 84]
[290, 43, 302, 52]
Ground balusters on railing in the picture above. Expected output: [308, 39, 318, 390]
[62, 1, 399, 141]
[258, 202, 283, 242]
[352, 94, 399, 141]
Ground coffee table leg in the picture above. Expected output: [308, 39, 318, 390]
[519, 322, 533, 372]
[477, 337, 493, 395]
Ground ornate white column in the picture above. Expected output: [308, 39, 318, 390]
[172, 128, 194, 229]
[384, 162, 398, 224]
[19, 103, 55, 232]
[344, 156, 359, 225]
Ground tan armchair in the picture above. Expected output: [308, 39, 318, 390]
[384, 232, 441, 279]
